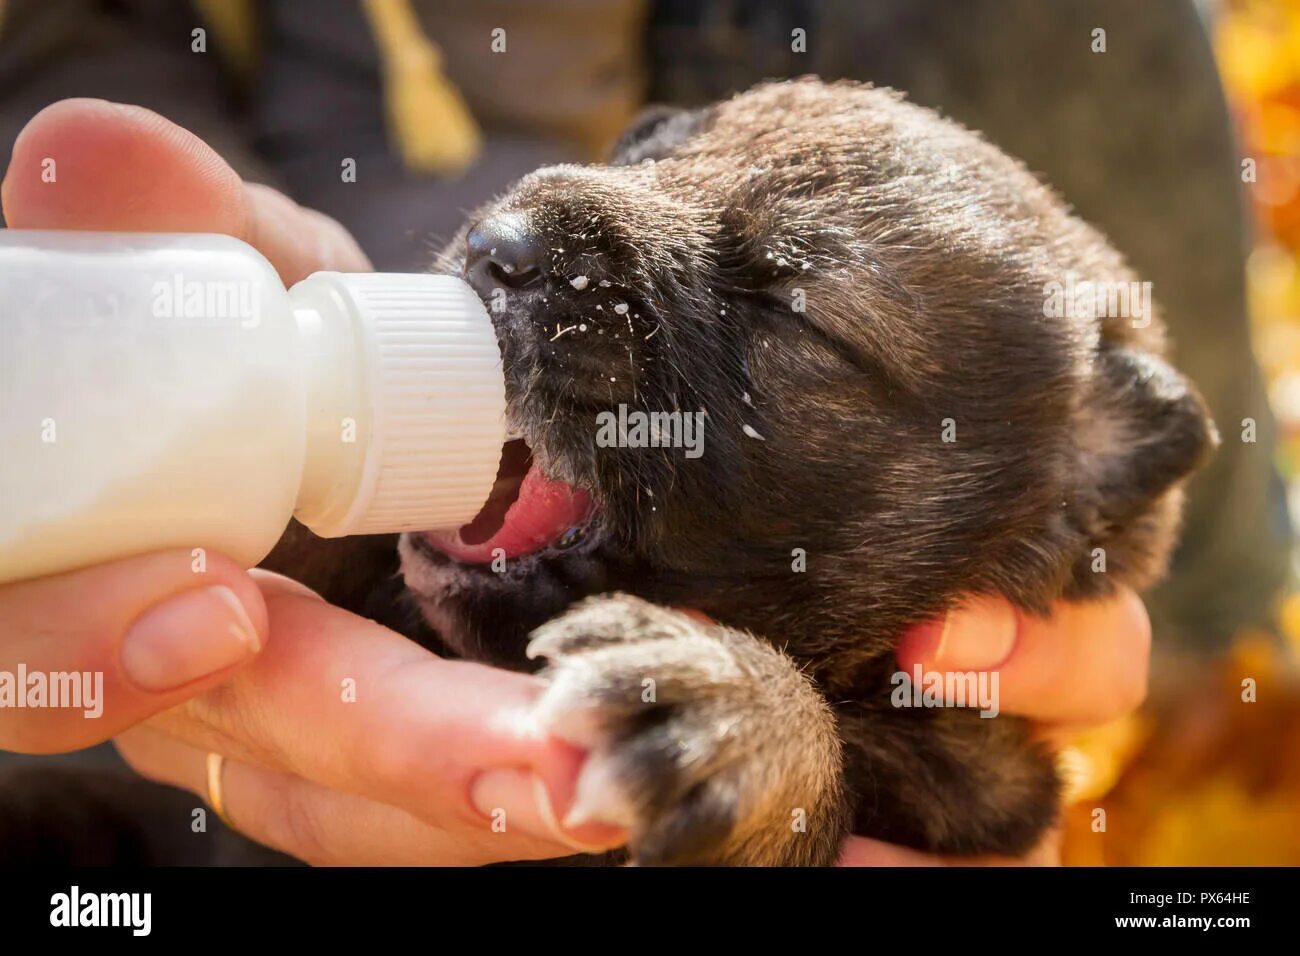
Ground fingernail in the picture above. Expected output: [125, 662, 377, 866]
[121, 585, 261, 691]
[931, 596, 1018, 670]
[470, 768, 622, 854]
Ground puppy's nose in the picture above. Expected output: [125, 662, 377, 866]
[464, 213, 546, 298]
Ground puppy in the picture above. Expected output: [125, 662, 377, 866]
[371, 78, 1214, 865]
[2, 77, 1214, 867]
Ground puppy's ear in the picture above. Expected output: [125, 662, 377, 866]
[1077, 344, 1218, 536]
[610, 105, 710, 165]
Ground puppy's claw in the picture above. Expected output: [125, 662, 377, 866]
[563, 752, 639, 830]
[532, 688, 608, 750]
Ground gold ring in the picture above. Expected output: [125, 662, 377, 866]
[205, 752, 236, 831]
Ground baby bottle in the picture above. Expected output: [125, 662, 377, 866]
[0, 230, 506, 584]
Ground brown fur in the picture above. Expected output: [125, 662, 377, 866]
[366, 80, 1216, 864]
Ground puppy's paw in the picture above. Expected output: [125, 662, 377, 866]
[526, 594, 846, 865]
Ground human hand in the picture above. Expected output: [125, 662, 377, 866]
[118, 572, 627, 865]
[0, 96, 367, 757]
[838, 588, 1151, 865]
[4, 98, 622, 863]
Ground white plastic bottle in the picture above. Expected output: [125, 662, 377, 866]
[0, 230, 507, 584]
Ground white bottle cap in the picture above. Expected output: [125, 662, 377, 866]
[291, 272, 507, 538]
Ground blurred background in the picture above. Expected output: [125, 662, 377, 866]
[0, 0, 1296, 864]
[1061, 0, 1300, 866]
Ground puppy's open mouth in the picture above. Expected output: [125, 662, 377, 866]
[422, 438, 592, 564]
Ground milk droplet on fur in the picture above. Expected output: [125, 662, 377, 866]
[570, 276, 589, 290]
[614, 303, 629, 315]
[742, 424, 765, 441]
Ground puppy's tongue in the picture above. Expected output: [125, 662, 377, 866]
[423, 439, 590, 563]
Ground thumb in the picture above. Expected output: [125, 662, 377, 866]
[0, 550, 267, 753]
[895, 589, 1151, 726]
[1, 98, 369, 283]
